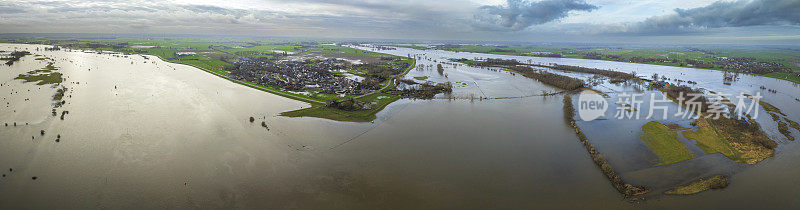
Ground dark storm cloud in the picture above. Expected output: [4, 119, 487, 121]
[474, 0, 598, 31]
[616, 0, 800, 34]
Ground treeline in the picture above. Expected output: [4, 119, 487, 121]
[534, 64, 636, 80]
[530, 53, 562, 58]
[582, 52, 603, 60]
[563, 94, 650, 197]
[477, 58, 522, 66]
[629, 56, 676, 63]
[662, 85, 710, 114]
[514, 66, 585, 90]
[325, 98, 370, 111]
[397, 80, 452, 99]
[356, 63, 405, 81]
[474, 58, 635, 80]
[489, 48, 516, 53]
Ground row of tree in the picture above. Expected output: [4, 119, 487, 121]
[543, 64, 636, 80]
[514, 66, 585, 90]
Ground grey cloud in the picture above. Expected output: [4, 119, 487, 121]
[0, 6, 26, 14]
[614, 0, 800, 34]
[0, 0, 474, 39]
[474, 0, 597, 31]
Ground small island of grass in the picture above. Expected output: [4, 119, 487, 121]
[666, 175, 729, 195]
[15, 62, 63, 85]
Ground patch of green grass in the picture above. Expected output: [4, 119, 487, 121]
[666, 175, 729, 195]
[682, 119, 739, 160]
[413, 76, 428, 80]
[280, 93, 401, 122]
[640, 121, 694, 165]
[15, 72, 63, 85]
[764, 72, 800, 84]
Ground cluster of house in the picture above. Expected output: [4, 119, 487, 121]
[713, 57, 785, 74]
[231, 57, 368, 95]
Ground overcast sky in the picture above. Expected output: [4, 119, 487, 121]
[1, 0, 799, 44]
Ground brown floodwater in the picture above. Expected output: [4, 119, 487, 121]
[0, 43, 799, 208]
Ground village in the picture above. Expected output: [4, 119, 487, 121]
[229, 54, 410, 97]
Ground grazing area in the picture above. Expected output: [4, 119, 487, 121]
[682, 119, 738, 160]
[639, 121, 694, 165]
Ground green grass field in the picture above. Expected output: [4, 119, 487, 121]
[764, 72, 800, 84]
[682, 119, 739, 160]
[279, 93, 401, 122]
[640, 121, 695, 165]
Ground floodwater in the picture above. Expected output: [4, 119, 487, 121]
[0, 43, 798, 208]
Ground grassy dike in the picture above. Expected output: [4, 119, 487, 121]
[563, 94, 650, 198]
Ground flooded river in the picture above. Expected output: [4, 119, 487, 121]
[1, 43, 799, 208]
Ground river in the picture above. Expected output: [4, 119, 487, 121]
[0, 43, 798, 208]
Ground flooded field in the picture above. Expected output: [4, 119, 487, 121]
[1, 43, 799, 208]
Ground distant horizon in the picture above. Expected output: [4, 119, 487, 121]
[3, 32, 800, 49]
[1, 0, 799, 45]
